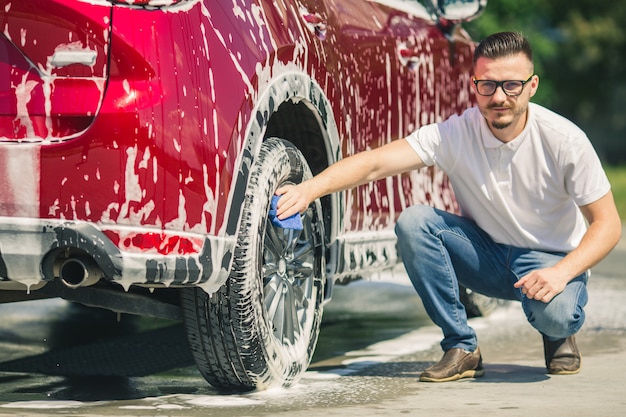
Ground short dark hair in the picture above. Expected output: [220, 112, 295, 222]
[473, 32, 533, 68]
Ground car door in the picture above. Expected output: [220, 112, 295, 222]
[382, 0, 475, 217]
[319, 0, 413, 232]
[320, 0, 472, 233]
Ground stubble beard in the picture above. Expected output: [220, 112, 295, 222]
[491, 120, 512, 130]
[488, 102, 528, 130]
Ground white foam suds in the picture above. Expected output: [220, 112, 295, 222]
[184, 395, 263, 407]
[0, 400, 91, 409]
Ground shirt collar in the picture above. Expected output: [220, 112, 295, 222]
[480, 105, 533, 151]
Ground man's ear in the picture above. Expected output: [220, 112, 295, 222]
[529, 74, 539, 97]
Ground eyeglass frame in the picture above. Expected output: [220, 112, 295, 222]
[472, 74, 534, 97]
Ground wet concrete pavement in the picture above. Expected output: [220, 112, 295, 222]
[0, 229, 623, 416]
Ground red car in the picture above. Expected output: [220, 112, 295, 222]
[0, 0, 484, 390]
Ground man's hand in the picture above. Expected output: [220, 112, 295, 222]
[515, 191, 621, 304]
[275, 183, 313, 220]
[513, 267, 569, 303]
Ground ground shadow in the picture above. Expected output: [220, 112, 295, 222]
[0, 324, 194, 377]
[475, 363, 550, 383]
[312, 360, 549, 384]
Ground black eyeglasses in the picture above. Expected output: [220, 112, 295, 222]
[472, 74, 534, 97]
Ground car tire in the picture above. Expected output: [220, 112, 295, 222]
[181, 138, 326, 391]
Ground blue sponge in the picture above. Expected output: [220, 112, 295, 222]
[268, 195, 303, 230]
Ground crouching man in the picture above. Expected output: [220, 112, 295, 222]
[275, 32, 621, 381]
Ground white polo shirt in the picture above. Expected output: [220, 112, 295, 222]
[406, 103, 611, 252]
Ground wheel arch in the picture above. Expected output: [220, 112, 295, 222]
[226, 72, 344, 293]
[264, 96, 339, 244]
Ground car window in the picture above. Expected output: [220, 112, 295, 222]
[368, 0, 433, 20]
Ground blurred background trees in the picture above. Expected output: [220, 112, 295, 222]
[465, 0, 626, 164]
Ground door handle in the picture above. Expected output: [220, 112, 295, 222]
[397, 43, 422, 69]
[302, 13, 327, 40]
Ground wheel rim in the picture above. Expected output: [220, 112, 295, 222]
[262, 207, 318, 346]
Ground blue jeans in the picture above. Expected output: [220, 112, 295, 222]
[395, 205, 588, 352]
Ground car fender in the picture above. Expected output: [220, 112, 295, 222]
[222, 70, 343, 283]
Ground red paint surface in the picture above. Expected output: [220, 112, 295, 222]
[0, 0, 474, 254]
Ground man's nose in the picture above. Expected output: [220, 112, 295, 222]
[491, 85, 509, 101]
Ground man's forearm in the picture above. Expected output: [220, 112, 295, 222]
[276, 138, 426, 218]
[555, 218, 621, 282]
[555, 192, 622, 281]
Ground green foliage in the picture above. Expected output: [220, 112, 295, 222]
[464, 0, 626, 163]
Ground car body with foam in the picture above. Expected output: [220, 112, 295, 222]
[0, 0, 485, 390]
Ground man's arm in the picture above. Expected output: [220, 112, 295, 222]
[275, 138, 425, 219]
[514, 191, 622, 303]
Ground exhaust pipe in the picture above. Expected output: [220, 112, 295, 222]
[59, 256, 104, 289]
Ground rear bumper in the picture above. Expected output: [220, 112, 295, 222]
[0, 217, 234, 294]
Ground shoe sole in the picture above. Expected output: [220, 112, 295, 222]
[548, 368, 581, 375]
[419, 368, 485, 383]
[547, 358, 582, 375]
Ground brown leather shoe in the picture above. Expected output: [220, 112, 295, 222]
[542, 335, 581, 375]
[419, 347, 484, 382]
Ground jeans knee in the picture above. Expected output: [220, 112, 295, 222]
[395, 205, 437, 240]
[526, 299, 586, 338]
